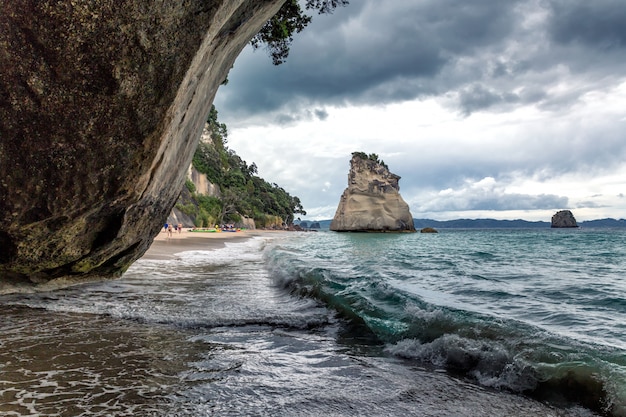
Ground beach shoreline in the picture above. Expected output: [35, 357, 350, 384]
[142, 228, 288, 260]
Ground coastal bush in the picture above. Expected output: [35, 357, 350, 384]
[351, 151, 388, 169]
[185, 179, 196, 194]
[196, 195, 221, 221]
[188, 106, 306, 226]
[195, 208, 210, 228]
[176, 203, 197, 217]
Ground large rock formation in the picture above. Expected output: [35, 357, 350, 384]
[0, 0, 284, 293]
[551, 210, 579, 228]
[330, 154, 415, 232]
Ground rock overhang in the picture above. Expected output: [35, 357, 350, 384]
[0, 0, 285, 293]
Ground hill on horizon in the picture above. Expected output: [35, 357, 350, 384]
[298, 218, 626, 230]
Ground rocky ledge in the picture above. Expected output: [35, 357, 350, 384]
[330, 154, 415, 232]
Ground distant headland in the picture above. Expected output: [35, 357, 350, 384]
[299, 217, 626, 230]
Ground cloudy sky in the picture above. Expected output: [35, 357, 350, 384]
[213, 0, 626, 222]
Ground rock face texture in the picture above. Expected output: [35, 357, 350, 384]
[188, 125, 222, 198]
[189, 167, 221, 199]
[0, 0, 283, 293]
[330, 155, 415, 232]
[551, 210, 579, 228]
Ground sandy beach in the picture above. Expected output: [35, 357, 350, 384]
[142, 228, 253, 260]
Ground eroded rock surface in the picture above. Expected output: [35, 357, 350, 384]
[551, 210, 578, 228]
[0, 0, 283, 293]
[330, 155, 415, 232]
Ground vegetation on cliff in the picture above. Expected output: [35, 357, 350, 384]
[351, 151, 388, 169]
[177, 106, 306, 228]
[252, 0, 349, 65]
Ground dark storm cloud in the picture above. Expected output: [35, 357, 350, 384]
[419, 191, 569, 213]
[548, 0, 626, 49]
[215, 0, 626, 120]
[217, 0, 521, 117]
[313, 108, 329, 120]
[457, 84, 521, 115]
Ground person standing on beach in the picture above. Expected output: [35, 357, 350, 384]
[178, 223, 183, 233]
[167, 224, 173, 238]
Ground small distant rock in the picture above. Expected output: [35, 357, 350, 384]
[420, 227, 438, 233]
[551, 210, 578, 228]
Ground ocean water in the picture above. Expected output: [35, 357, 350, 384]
[1, 229, 625, 416]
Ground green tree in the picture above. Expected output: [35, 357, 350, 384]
[196, 195, 222, 227]
[219, 189, 242, 224]
[351, 151, 388, 169]
[185, 178, 196, 194]
[206, 105, 228, 145]
[252, 0, 349, 65]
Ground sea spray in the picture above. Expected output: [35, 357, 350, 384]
[264, 230, 626, 416]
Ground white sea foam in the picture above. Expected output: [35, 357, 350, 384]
[1, 229, 624, 416]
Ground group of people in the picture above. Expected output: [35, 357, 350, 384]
[163, 222, 183, 237]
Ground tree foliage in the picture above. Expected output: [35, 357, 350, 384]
[251, 0, 349, 65]
[190, 105, 306, 226]
[351, 151, 388, 169]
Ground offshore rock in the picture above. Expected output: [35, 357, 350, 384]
[0, 0, 284, 293]
[551, 210, 579, 228]
[330, 154, 416, 232]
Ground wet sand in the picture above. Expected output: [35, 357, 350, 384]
[142, 229, 253, 260]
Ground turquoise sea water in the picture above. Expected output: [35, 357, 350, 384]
[1, 229, 624, 416]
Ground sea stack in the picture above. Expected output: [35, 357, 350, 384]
[551, 210, 579, 228]
[330, 153, 415, 232]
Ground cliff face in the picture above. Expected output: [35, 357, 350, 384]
[330, 155, 416, 232]
[188, 124, 222, 198]
[189, 167, 221, 199]
[0, 0, 283, 293]
[551, 210, 579, 228]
